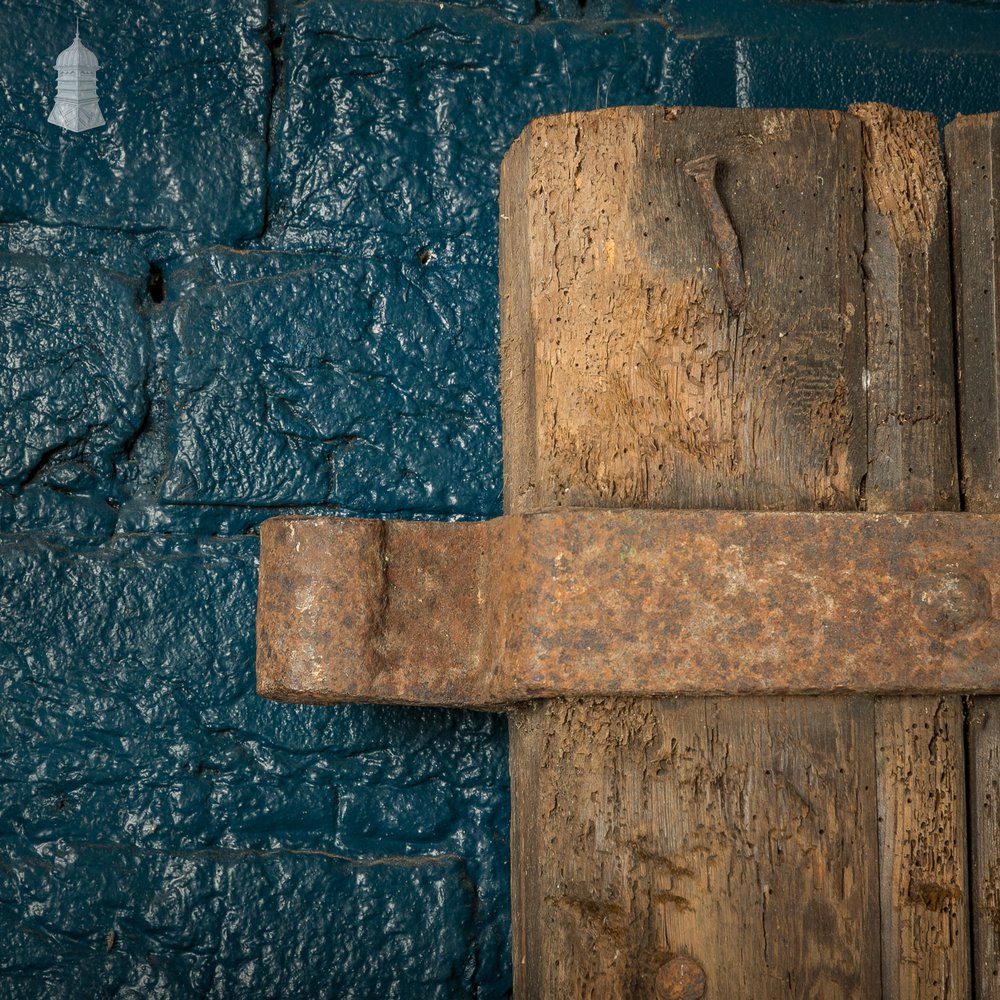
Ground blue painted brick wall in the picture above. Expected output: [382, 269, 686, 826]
[1, 2, 999, 996]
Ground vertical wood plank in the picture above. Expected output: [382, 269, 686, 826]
[967, 700, 1000, 999]
[510, 696, 879, 999]
[501, 107, 882, 998]
[874, 698, 969, 999]
[947, 113, 1000, 514]
[499, 127, 536, 519]
[851, 104, 958, 514]
[502, 107, 868, 516]
[851, 103, 968, 1000]
[946, 110, 1000, 999]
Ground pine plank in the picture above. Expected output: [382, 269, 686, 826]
[946, 110, 1000, 999]
[852, 103, 968, 1000]
[500, 107, 881, 998]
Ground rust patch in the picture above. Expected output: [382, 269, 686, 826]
[684, 154, 748, 315]
[256, 509, 1000, 710]
[912, 564, 993, 637]
[655, 956, 707, 1000]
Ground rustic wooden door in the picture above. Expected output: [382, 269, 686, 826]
[502, 104, 985, 999]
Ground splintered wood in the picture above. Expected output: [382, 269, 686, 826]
[875, 698, 968, 1000]
[501, 106, 968, 998]
[852, 103, 957, 515]
[512, 697, 879, 998]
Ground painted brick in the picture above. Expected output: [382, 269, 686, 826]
[0, 253, 151, 515]
[266, 0, 705, 260]
[4, 1, 1000, 996]
[0, 534, 509, 997]
[0, 3, 269, 243]
[161, 249, 500, 513]
[0, 846, 477, 999]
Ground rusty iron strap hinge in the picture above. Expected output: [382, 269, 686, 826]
[255, 509, 1000, 710]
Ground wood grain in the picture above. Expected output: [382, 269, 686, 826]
[874, 697, 969, 1000]
[947, 113, 1000, 513]
[511, 696, 878, 999]
[853, 104, 968, 1000]
[501, 107, 867, 516]
[966, 699, 1000, 1000]
[851, 104, 958, 515]
[501, 107, 881, 998]
[946, 110, 1000, 999]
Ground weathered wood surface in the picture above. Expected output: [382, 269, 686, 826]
[852, 104, 958, 516]
[854, 104, 968, 1000]
[947, 110, 1000, 1000]
[501, 106, 881, 999]
[501, 106, 867, 516]
[948, 113, 1000, 513]
[874, 698, 969, 1000]
[966, 700, 1000, 1000]
[511, 697, 879, 998]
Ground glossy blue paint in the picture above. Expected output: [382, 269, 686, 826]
[1, 1, 999, 996]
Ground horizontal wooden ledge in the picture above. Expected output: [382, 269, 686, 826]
[255, 509, 1000, 710]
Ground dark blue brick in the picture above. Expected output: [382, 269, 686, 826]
[0, 534, 510, 997]
[266, 1, 703, 261]
[730, 37, 1000, 124]
[161, 250, 501, 516]
[0, 846, 477, 1000]
[0, 252, 151, 518]
[0, 2, 269, 243]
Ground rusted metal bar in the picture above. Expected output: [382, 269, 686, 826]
[256, 509, 1000, 709]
